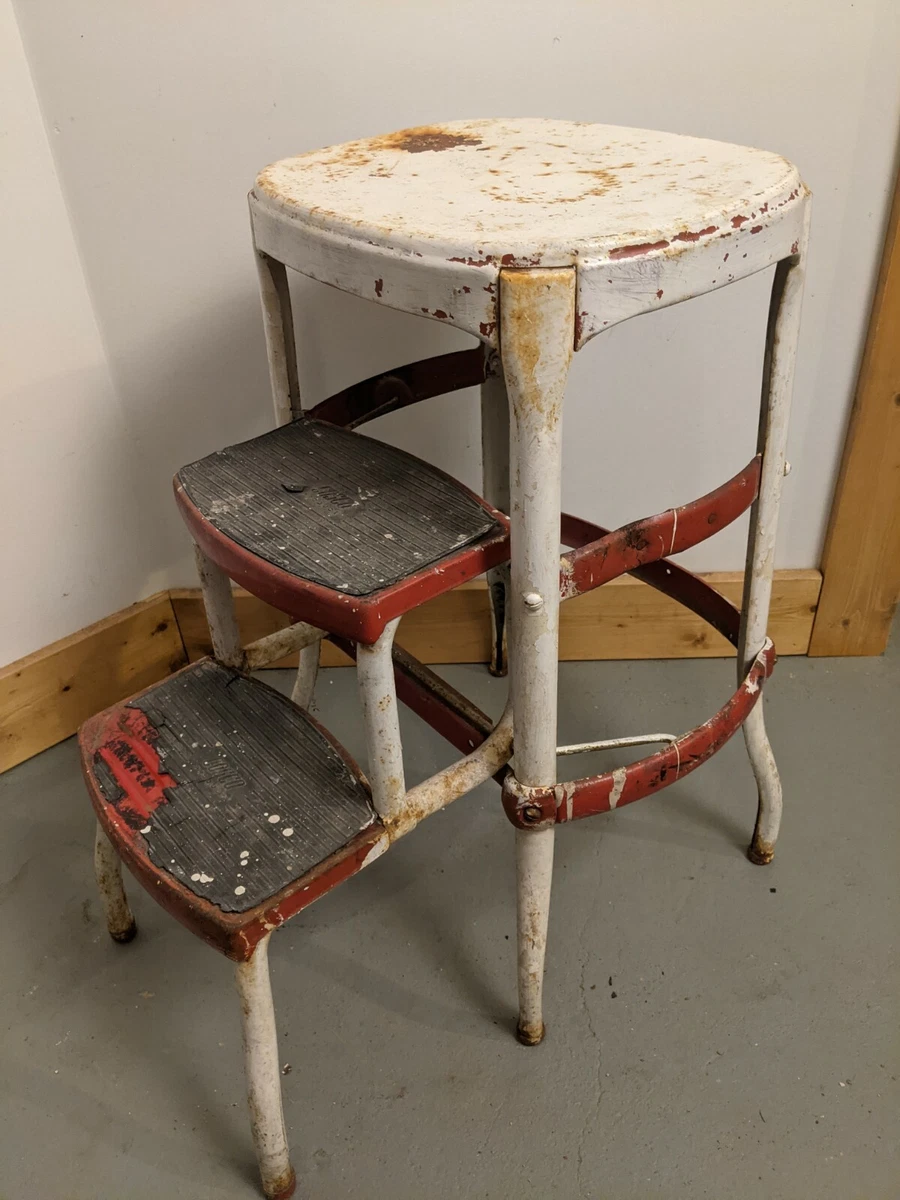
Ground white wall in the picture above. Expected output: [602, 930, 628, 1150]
[0, 0, 159, 664]
[6, 0, 900, 662]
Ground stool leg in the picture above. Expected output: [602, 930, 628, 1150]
[357, 617, 406, 822]
[93, 823, 136, 943]
[290, 642, 320, 710]
[739, 234, 809, 866]
[235, 936, 296, 1200]
[255, 247, 318, 712]
[500, 267, 575, 1045]
[194, 545, 246, 669]
[481, 351, 511, 676]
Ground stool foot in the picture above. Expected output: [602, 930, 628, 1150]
[290, 641, 320, 710]
[515, 827, 555, 1047]
[235, 937, 295, 1200]
[742, 704, 782, 865]
[266, 1168, 297, 1200]
[516, 1020, 546, 1047]
[93, 823, 137, 943]
[109, 920, 138, 943]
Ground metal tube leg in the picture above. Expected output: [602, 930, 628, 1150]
[290, 642, 320, 710]
[738, 219, 809, 865]
[254, 248, 301, 426]
[357, 618, 406, 822]
[234, 937, 296, 1200]
[93, 823, 136, 943]
[194, 545, 246, 669]
[500, 268, 575, 1045]
[481, 351, 512, 676]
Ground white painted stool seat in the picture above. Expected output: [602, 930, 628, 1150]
[251, 118, 806, 347]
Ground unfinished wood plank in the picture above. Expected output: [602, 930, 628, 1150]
[171, 570, 820, 668]
[0, 593, 188, 773]
[810, 170, 900, 656]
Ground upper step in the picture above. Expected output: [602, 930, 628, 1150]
[81, 659, 382, 959]
[175, 417, 509, 642]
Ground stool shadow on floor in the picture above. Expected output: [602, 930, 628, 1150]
[279, 845, 514, 1037]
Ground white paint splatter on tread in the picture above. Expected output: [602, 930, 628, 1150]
[234, 885, 246, 896]
[282, 827, 294, 837]
[268, 814, 280, 823]
[140, 825, 151, 834]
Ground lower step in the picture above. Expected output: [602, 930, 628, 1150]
[80, 659, 381, 959]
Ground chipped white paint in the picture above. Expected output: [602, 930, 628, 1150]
[608, 767, 628, 810]
[391, 701, 514, 838]
[501, 266, 575, 1045]
[250, 119, 806, 349]
[233, 936, 294, 1199]
[93, 823, 135, 942]
[194, 545, 245, 670]
[356, 617, 406, 821]
[559, 555, 577, 602]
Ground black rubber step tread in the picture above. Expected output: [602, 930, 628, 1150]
[89, 660, 375, 913]
[177, 417, 501, 596]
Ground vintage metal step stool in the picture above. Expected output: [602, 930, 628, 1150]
[80, 118, 809, 1197]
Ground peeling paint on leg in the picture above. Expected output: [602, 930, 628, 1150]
[608, 766, 627, 809]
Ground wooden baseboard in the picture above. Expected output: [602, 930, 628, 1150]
[171, 570, 821, 667]
[0, 594, 188, 774]
[1, 569, 821, 775]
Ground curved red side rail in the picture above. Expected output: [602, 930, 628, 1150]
[502, 640, 775, 829]
[559, 456, 761, 599]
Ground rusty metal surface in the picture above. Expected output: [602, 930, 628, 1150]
[502, 640, 776, 829]
[178, 418, 502, 597]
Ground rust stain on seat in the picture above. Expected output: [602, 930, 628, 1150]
[369, 126, 483, 154]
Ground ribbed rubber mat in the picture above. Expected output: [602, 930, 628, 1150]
[90, 661, 376, 913]
[177, 418, 501, 596]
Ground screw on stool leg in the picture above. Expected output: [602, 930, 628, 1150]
[93, 823, 137, 943]
[235, 936, 296, 1200]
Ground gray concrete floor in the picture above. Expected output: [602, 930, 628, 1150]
[1, 638, 897, 1200]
